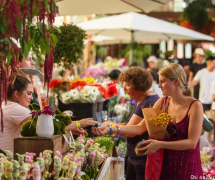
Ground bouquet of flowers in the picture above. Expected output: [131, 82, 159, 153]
[83, 67, 106, 78]
[136, 107, 173, 180]
[59, 78, 118, 104]
[49, 78, 70, 95]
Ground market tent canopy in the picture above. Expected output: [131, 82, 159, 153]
[77, 12, 214, 41]
[91, 35, 160, 45]
[56, 0, 171, 16]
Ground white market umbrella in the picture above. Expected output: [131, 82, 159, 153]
[56, 0, 171, 16]
[91, 35, 160, 45]
[77, 12, 214, 63]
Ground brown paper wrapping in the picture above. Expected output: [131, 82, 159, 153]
[142, 108, 167, 139]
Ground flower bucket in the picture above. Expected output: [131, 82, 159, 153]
[36, 114, 54, 138]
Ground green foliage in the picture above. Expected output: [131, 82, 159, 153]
[0, 1, 57, 61]
[84, 167, 99, 179]
[53, 24, 87, 69]
[181, 0, 214, 30]
[93, 135, 114, 153]
[121, 43, 152, 65]
[96, 45, 107, 60]
[205, 50, 215, 59]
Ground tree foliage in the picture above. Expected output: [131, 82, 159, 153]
[53, 24, 86, 69]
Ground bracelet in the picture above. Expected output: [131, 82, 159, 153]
[110, 125, 117, 137]
[107, 125, 113, 136]
[115, 125, 120, 137]
[75, 121, 81, 129]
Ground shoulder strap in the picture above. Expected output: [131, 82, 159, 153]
[160, 96, 170, 113]
[186, 100, 198, 115]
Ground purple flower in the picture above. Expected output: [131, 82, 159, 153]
[41, 106, 53, 116]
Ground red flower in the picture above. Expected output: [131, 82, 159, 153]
[49, 79, 61, 89]
[90, 84, 108, 99]
[69, 81, 87, 90]
[107, 81, 118, 98]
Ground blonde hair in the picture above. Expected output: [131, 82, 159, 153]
[159, 63, 191, 96]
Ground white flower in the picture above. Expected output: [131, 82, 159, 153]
[80, 88, 90, 97]
[69, 89, 80, 100]
[61, 92, 72, 104]
[80, 86, 101, 103]
[90, 94, 97, 102]
[88, 86, 100, 96]
[114, 104, 128, 114]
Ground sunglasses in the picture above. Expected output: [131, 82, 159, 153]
[172, 123, 177, 138]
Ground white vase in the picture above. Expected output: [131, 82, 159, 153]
[36, 114, 54, 138]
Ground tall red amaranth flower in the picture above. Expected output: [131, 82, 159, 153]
[0, 57, 9, 132]
[48, 0, 55, 24]
[0, 0, 56, 132]
[2, 0, 21, 38]
[44, 43, 54, 95]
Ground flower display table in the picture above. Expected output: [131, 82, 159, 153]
[14, 132, 70, 159]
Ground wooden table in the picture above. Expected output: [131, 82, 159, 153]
[14, 132, 70, 159]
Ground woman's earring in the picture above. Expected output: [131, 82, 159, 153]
[16, 99, 19, 104]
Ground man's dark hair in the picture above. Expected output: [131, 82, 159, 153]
[108, 69, 121, 80]
[207, 56, 215, 61]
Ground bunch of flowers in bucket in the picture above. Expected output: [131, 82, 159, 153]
[0, 135, 113, 180]
[49, 77, 118, 104]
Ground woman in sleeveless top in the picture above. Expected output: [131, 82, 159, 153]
[93, 64, 204, 180]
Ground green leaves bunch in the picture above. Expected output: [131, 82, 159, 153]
[53, 24, 87, 69]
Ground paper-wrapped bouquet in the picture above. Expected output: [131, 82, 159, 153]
[135, 107, 173, 180]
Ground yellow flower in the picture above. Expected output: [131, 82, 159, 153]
[71, 78, 84, 83]
[85, 77, 95, 84]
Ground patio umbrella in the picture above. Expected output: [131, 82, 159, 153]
[77, 12, 214, 62]
[56, 0, 171, 16]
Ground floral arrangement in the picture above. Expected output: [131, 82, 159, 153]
[0, 135, 113, 180]
[82, 56, 128, 78]
[200, 148, 215, 179]
[104, 56, 126, 69]
[20, 103, 72, 137]
[117, 142, 127, 158]
[49, 78, 70, 94]
[30, 105, 53, 116]
[49, 77, 118, 104]
[83, 67, 106, 78]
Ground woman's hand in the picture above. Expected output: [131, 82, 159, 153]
[92, 126, 110, 136]
[102, 120, 112, 126]
[72, 128, 88, 136]
[80, 118, 98, 128]
[137, 139, 162, 155]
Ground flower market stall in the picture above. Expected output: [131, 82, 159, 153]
[1, 134, 116, 180]
[49, 77, 119, 137]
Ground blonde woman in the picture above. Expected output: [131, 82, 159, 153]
[93, 64, 203, 180]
